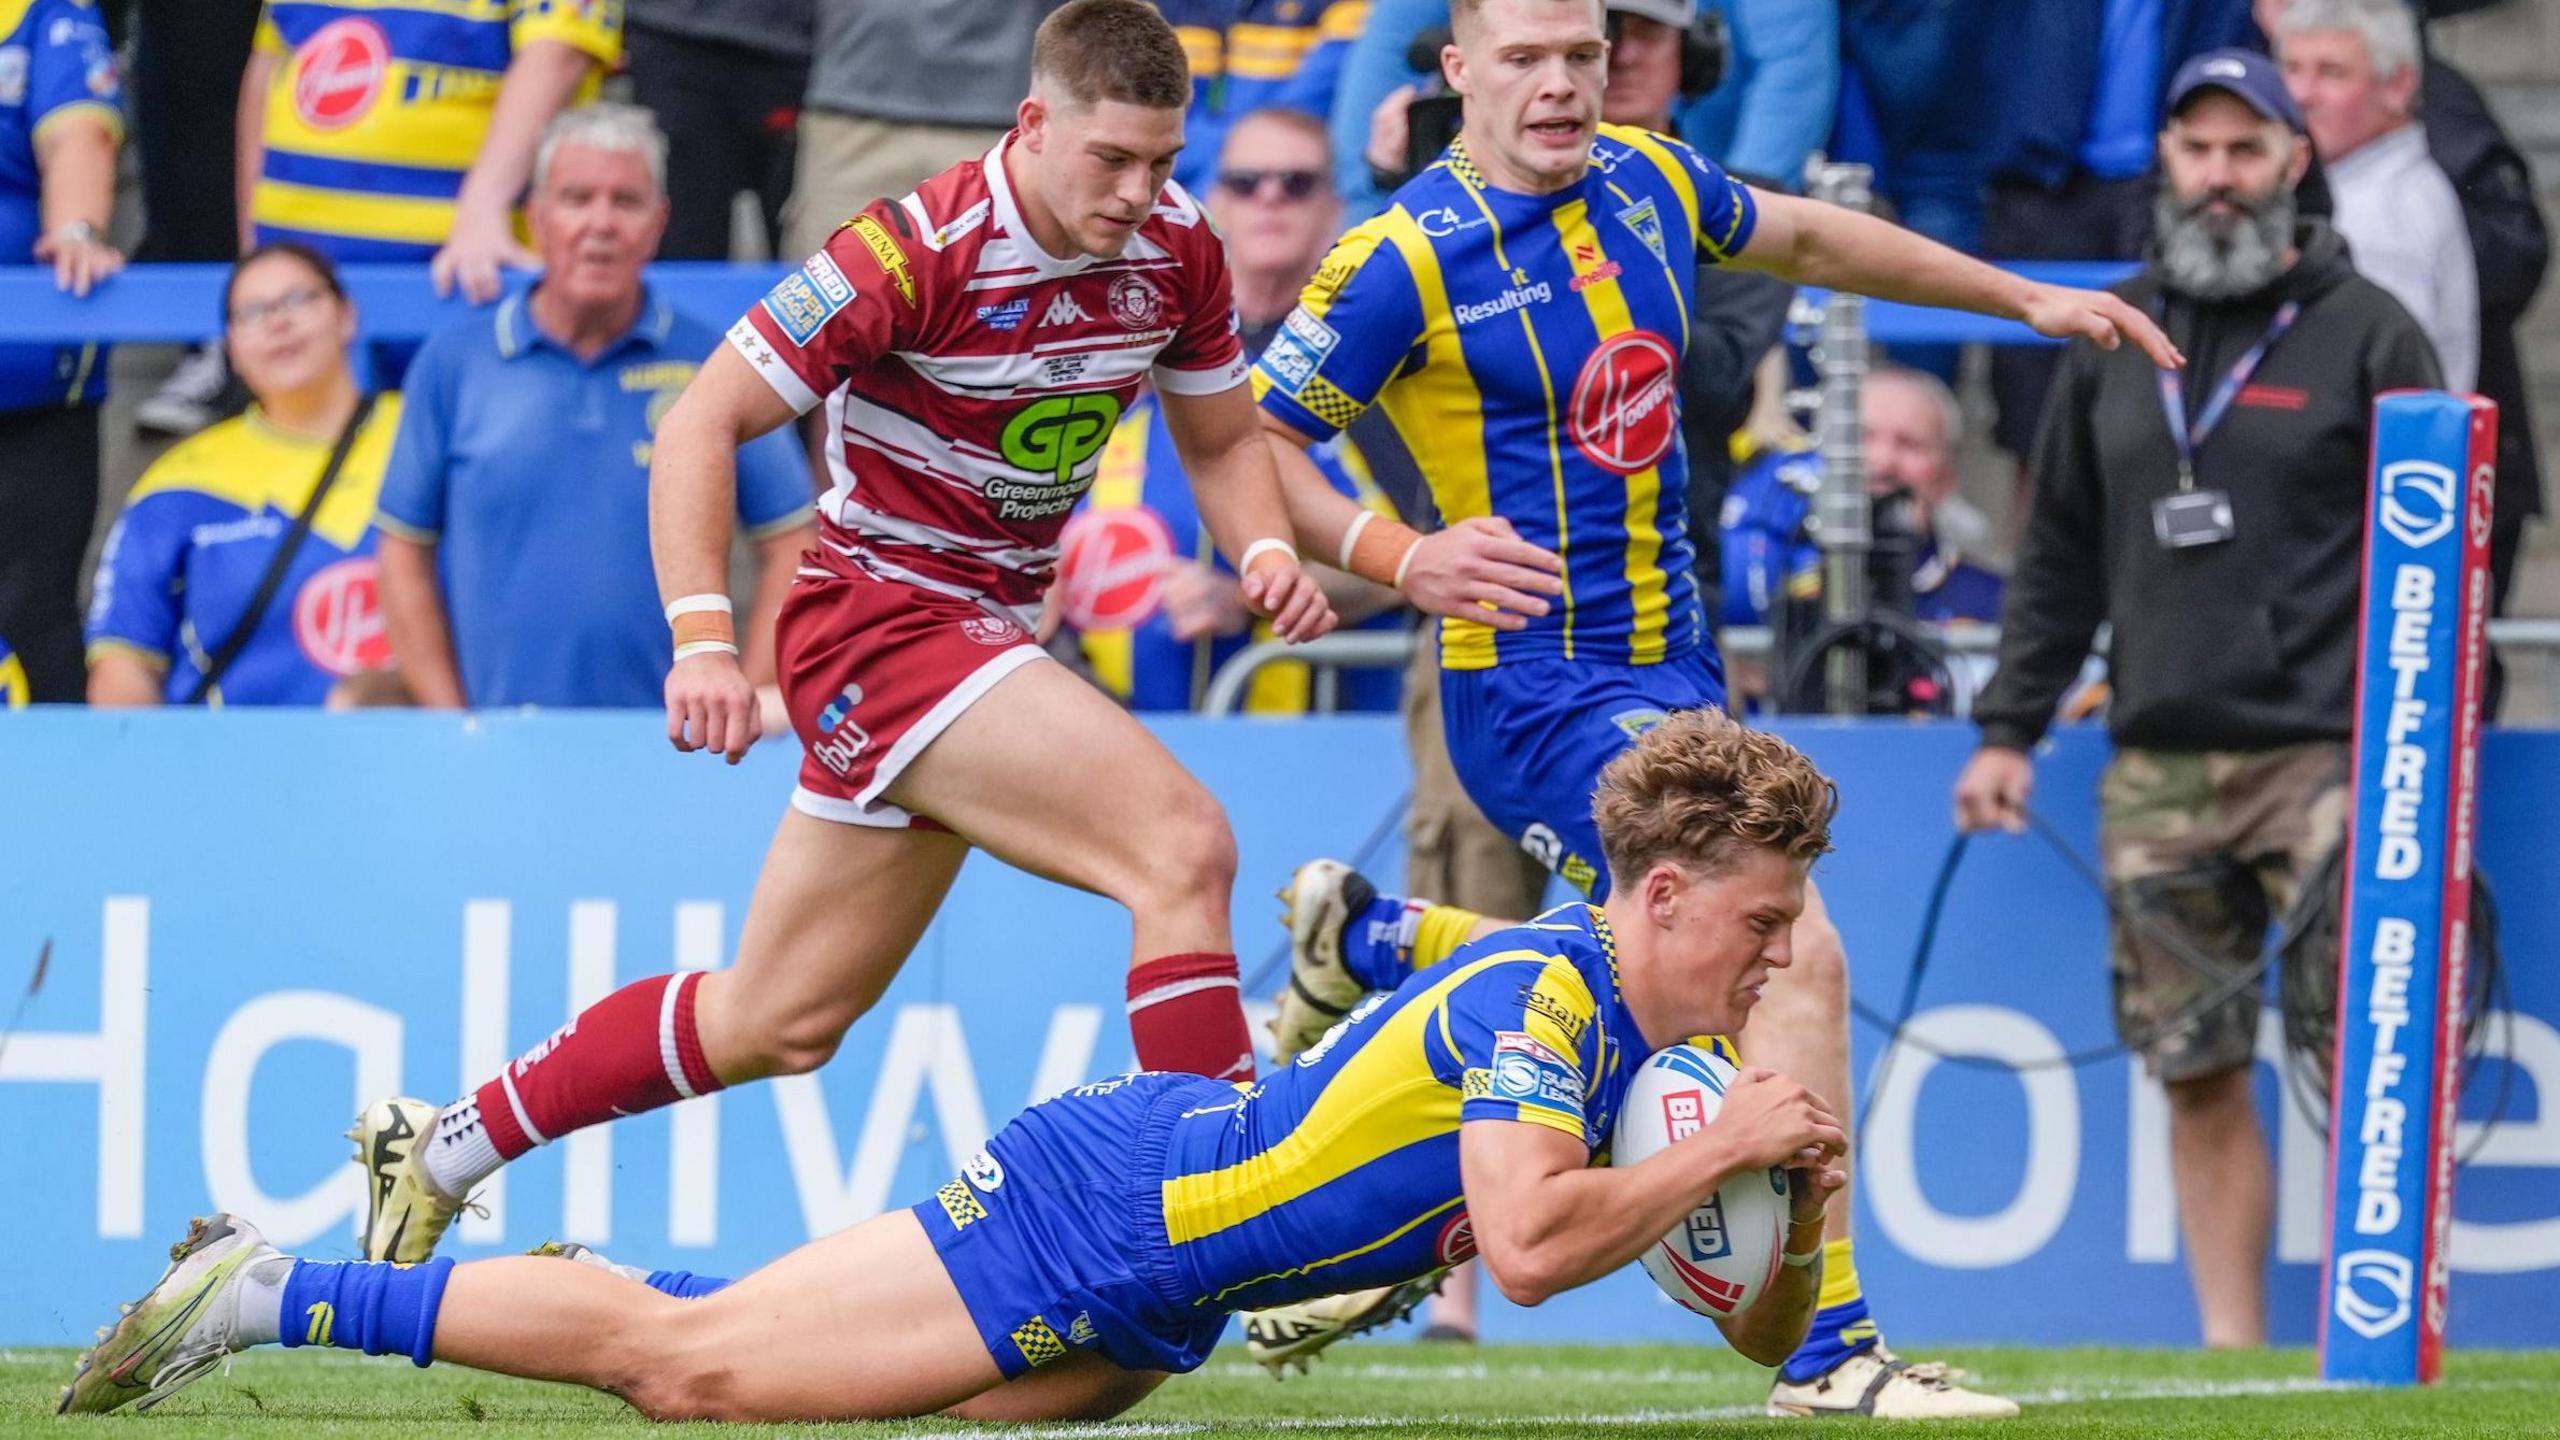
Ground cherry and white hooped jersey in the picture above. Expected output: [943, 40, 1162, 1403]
[729, 136, 1249, 615]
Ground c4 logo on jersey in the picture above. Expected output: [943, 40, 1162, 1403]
[999, 394, 1124, 488]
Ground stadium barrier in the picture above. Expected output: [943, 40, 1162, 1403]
[2, 711, 2553, 1350]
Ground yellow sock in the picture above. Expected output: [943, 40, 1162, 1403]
[1817, 1237, 1863, 1311]
[1410, 905, 1485, 970]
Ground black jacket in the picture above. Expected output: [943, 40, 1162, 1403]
[2423, 52, 2548, 520]
[1975, 223, 2444, 754]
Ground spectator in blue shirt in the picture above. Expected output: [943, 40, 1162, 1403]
[0, 0, 121, 704]
[1675, 0, 1837, 187]
[376, 103, 813, 710]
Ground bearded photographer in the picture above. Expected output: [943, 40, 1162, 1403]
[1951, 50, 2441, 1350]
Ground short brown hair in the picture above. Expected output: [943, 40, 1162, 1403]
[1592, 709, 1837, 884]
[1033, 0, 1193, 112]
[1450, 0, 1605, 43]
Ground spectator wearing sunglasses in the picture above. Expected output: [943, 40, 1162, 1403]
[1069, 108, 1407, 713]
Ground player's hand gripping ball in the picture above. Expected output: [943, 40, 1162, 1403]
[1611, 1045, 1791, 1318]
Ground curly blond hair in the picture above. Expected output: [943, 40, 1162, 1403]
[1591, 709, 1837, 885]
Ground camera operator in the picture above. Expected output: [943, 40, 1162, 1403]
[1951, 51, 2441, 1350]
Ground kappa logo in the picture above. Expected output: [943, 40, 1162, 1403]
[2379, 460, 2457, 549]
[2334, 1249, 2414, 1339]
[1040, 293, 1095, 328]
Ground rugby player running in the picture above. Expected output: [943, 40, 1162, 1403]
[66, 712, 1852, 1424]
[1246, 0, 2178, 1417]
[339, 0, 1570, 1267]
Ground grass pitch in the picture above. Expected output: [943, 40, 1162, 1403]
[9, 1343, 2558, 1438]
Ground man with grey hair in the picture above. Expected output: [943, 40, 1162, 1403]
[1955, 50, 2440, 1349]
[2275, 0, 2478, 392]
[375, 102, 815, 709]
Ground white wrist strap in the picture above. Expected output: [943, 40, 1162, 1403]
[1392, 534, 1420, 589]
[1238, 537, 1297, 573]
[1782, 1246, 1822, 1269]
[1336, 510, 1375, 570]
[672, 640, 741, 662]
[664, 593, 733, 623]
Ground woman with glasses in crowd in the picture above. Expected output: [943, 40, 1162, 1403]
[86, 243, 403, 706]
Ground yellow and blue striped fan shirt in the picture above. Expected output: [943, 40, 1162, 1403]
[250, 0, 621, 259]
[1152, 903, 1738, 1313]
[1255, 124, 1758, 671]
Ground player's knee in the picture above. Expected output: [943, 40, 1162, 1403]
[1126, 783, 1236, 909]
[749, 1011, 855, 1077]
[614, 1323, 746, 1421]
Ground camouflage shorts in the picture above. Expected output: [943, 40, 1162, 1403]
[2098, 742, 2349, 1083]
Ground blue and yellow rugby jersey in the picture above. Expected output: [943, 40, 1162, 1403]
[86, 401, 401, 705]
[250, 0, 621, 260]
[1161, 0, 1367, 192]
[0, 638, 28, 707]
[1151, 902, 1738, 1312]
[1255, 124, 1759, 671]
[1076, 391, 1401, 714]
[0, 0, 118, 411]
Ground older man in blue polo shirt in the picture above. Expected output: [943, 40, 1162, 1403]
[377, 103, 812, 710]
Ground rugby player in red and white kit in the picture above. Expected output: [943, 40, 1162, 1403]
[348, 0, 1567, 1262]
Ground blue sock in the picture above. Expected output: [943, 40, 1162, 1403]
[644, 1269, 733, 1299]
[1340, 892, 1410, 992]
[277, 1258, 454, 1367]
[1780, 1297, 1881, 1384]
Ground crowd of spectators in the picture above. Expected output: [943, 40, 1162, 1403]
[0, 0, 2545, 728]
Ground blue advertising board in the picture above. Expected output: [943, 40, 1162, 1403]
[2, 711, 2555, 1354]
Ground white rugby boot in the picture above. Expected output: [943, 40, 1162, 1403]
[59, 1213, 275, 1415]
[349, 1095, 466, 1262]
[1268, 858, 1378, 1061]
[1766, 1350, 2020, 1420]
[1241, 1272, 1444, 1375]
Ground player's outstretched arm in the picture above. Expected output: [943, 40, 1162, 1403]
[1160, 382, 1338, 643]
[1734, 191, 2185, 372]
[1256, 411, 1565, 631]
[650, 344, 799, 763]
[1459, 1068, 1844, 1365]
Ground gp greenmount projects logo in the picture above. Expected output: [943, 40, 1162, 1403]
[990, 394, 1123, 520]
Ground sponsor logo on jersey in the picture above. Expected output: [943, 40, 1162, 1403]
[1513, 984, 1589, 1044]
[1568, 240, 1623, 293]
[1617, 197, 1667, 265]
[962, 1149, 1005, 1192]
[1260, 307, 1338, 394]
[1041, 292, 1095, 328]
[1453, 280, 1553, 327]
[802, 252, 855, 307]
[1108, 273, 1163, 330]
[1054, 505, 1173, 632]
[930, 198, 992, 250]
[846, 214, 915, 307]
[997, 393, 1123, 490]
[1491, 1031, 1584, 1114]
[0, 47, 28, 107]
[1569, 330, 1679, 475]
[811, 682, 869, 776]
[1610, 707, 1668, 739]
[761, 269, 848, 346]
[1436, 1209, 1479, 1266]
[976, 297, 1031, 332]
[293, 556, 391, 677]
[292, 17, 389, 131]
[1414, 204, 1490, 239]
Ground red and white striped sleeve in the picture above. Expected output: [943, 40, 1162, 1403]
[728, 199, 923, 414]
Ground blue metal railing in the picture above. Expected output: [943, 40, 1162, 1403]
[0, 259, 2139, 348]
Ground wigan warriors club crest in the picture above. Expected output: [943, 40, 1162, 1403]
[1107, 273, 1163, 330]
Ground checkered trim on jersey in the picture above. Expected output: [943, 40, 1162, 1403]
[937, 1179, 987, 1230]
[1012, 1316, 1067, 1368]
[1296, 375, 1366, 431]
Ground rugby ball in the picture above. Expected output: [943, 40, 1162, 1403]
[1612, 1044, 1790, 1317]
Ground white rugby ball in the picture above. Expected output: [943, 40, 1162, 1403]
[1612, 1044, 1790, 1318]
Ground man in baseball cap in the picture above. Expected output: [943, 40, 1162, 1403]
[2166, 47, 2309, 132]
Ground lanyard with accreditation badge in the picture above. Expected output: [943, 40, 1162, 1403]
[2148, 299, 2300, 549]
